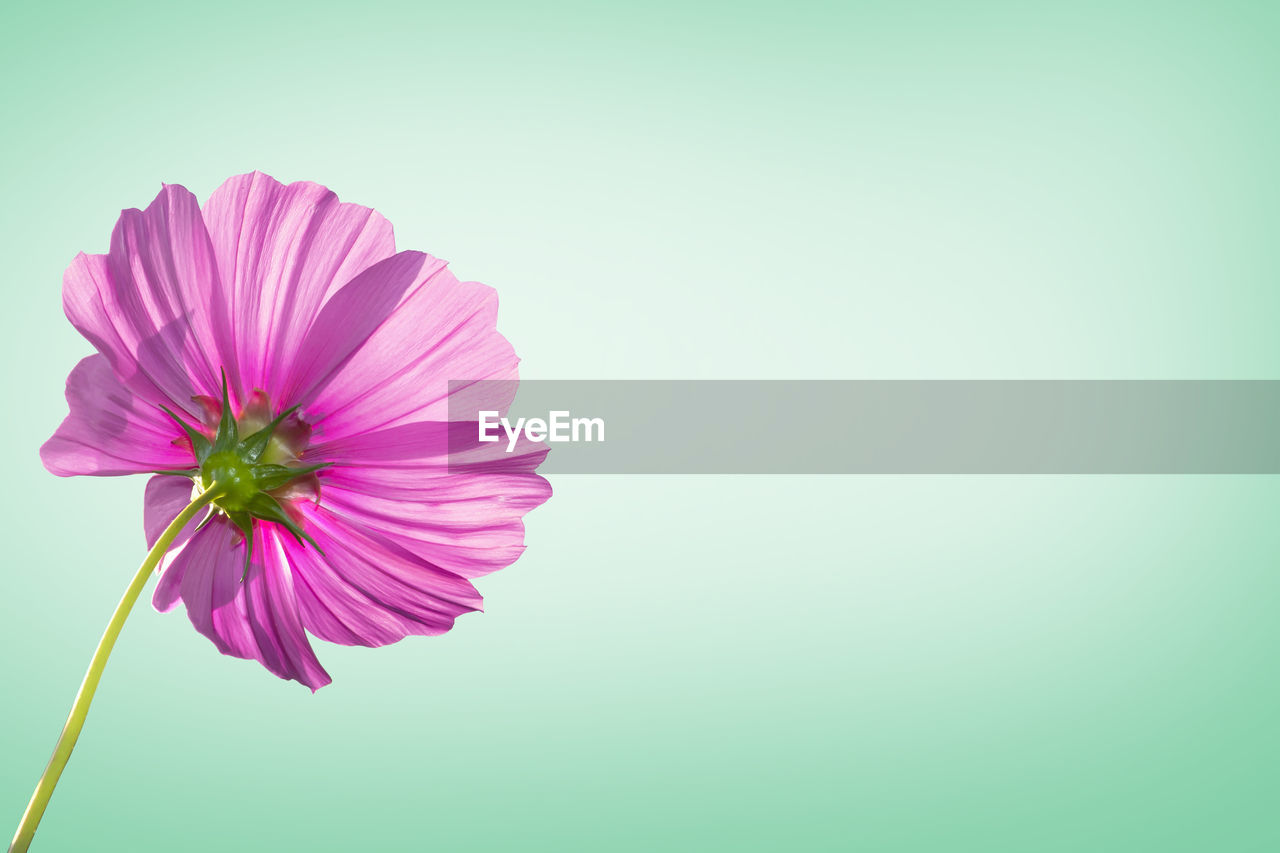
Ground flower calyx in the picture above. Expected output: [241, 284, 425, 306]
[155, 371, 329, 578]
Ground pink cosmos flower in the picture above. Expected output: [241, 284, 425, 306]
[39, 172, 550, 691]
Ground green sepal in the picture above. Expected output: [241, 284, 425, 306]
[192, 509, 218, 535]
[251, 461, 331, 491]
[246, 493, 323, 554]
[210, 370, 239, 454]
[228, 510, 255, 582]
[164, 370, 326, 569]
[159, 406, 212, 463]
[237, 405, 301, 463]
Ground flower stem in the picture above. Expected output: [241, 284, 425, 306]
[7, 482, 224, 853]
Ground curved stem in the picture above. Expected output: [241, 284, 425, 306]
[8, 482, 224, 853]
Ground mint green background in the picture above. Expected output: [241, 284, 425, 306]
[2, 2, 1279, 851]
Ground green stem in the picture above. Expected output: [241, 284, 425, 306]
[8, 482, 224, 853]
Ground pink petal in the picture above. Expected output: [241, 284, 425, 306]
[62, 184, 228, 412]
[301, 266, 519, 441]
[320, 482, 548, 579]
[308, 420, 547, 478]
[41, 355, 194, 476]
[152, 554, 187, 614]
[280, 251, 445, 407]
[200, 172, 395, 403]
[143, 474, 206, 550]
[163, 519, 331, 690]
[288, 503, 483, 647]
[143, 475, 208, 600]
[308, 421, 550, 578]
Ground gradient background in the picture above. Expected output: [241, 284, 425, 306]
[2, 2, 1279, 851]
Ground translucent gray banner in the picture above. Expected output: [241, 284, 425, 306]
[446, 381, 1280, 474]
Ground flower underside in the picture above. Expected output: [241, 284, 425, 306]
[158, 371, 328, 578]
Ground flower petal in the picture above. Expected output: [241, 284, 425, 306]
[152, 554, 186, 614]
[301, 266, 518, 440]
[310, 421, 550, 578]
[62, 184, 228, 412]
[41, 355, 193, 476]
[200, 172, 396, 403]
[289, 503, 483, 647]
[143, 475, 208, 600]
[162, 519, 331, 690]
[309, 420, 546, 475]
[143, 474, 206, 550]
[320, 482, 548, 580]
[280, 250, 445, 407]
